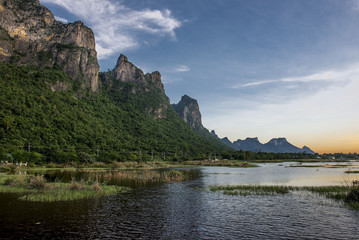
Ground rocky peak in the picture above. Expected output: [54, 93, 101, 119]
[244, 137, 260, 142]
[112, 54, 146, 85]
[172, 95, 204, 130]
[145, 71, 165, 93]
[117, 54, 128, 64]
[211, 130, 219, 139]
[0, 0, 99, 92]
[267, 138, 288, 146]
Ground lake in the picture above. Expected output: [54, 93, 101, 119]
[1, 162, 359, 239]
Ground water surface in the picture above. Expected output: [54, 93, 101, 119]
[1, 162, 359, 239]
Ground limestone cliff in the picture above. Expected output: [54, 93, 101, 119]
[172, 95, 204, 130]
[99, 54, 169, 119]
[0, 0, 99, 92]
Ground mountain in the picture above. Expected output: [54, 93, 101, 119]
[0, 0, 229, 163]
[301, 146, 315, 154]
[0, 0, 99, 92]
[233, 137, 263, 152]
[172, 96, 231, 150]
[212, 131, 315, 154]
[211, 130, 235, 149]
[172, 95, 204, 130]
[263, 138, 315, 154]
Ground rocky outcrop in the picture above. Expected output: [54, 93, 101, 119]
[172, 95, 204, 130]
[0, 0, 99, 92]
[112, 54, 146, 85]
[100, 54, 169, 119]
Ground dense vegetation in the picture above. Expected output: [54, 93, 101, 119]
[0, 63, 229, 164]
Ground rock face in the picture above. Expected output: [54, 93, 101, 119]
[0, 0, 99, 92]
[211, 131, 315, 154]
[100, 54, 169, 119]
[172, 95, 204, 130]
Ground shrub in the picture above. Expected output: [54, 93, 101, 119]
[69, 179, 86, 190]
[27, 175, 46, 190]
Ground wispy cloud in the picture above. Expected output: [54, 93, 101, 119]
[41, 0, 181, 59]
[351, 0, 359, 11]
[172, 65, 190, 72]
[233, 63, 359, 89]
[54, 15, 68, 23]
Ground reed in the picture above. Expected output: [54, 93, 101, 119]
[0, 175, 130, 202]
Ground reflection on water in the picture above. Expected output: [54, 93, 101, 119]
[202, 161, 359, 186]
[1, 162, 359, 239]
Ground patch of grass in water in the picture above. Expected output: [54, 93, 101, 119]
[209, 183, 359, 210]
[0, 175, 130, 202]
[290, 164, 352, 168]
[345, 170, 359, 174]
[184, 160, 258, 168]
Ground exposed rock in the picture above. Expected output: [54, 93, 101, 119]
[0, 0, 99, 92]
[113, 54, 146, 85]
[100, 54, 169, 119]
[145, 71, 165, 93]
[172, 95, 204, 130]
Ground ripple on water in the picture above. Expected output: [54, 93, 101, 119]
[1, 165, 359, 239]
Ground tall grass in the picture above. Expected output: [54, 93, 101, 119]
[100, 169, 189, 187]
[0, 175, 130, 202]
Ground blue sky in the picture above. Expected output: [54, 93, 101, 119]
[40, 0, 359, 153]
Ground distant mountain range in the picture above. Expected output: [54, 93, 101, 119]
[211, 131, 315, 154]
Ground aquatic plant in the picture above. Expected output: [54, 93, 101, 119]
[209, 184, 359, 210]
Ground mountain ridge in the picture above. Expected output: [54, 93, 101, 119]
[211, 131, 315, 154]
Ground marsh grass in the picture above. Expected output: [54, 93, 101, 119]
[184, 161, 258, 168]
[345, 170, 359, 174]
[0, 175, 130, 202]
[290, 164, 352, 168]
[101, 169, 189, 186]
[209, 184, 359, 210]
[210, 185, 295, 196]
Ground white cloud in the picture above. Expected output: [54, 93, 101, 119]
[54, 16, 68, 23]
[41, 0, 181, 59]
[173, 65, 190, 72]
[233, 63, 359, 88]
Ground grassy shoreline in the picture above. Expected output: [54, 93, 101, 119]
[0, 175, 130, 202]
[1, 160, 259, 173]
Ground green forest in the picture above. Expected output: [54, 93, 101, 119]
[0, 63, 231, 164]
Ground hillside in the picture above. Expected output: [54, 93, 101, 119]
[0, 61, 228, 163]
[0, 0, 228, 163]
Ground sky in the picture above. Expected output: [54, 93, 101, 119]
[39, 0, 359, 154]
